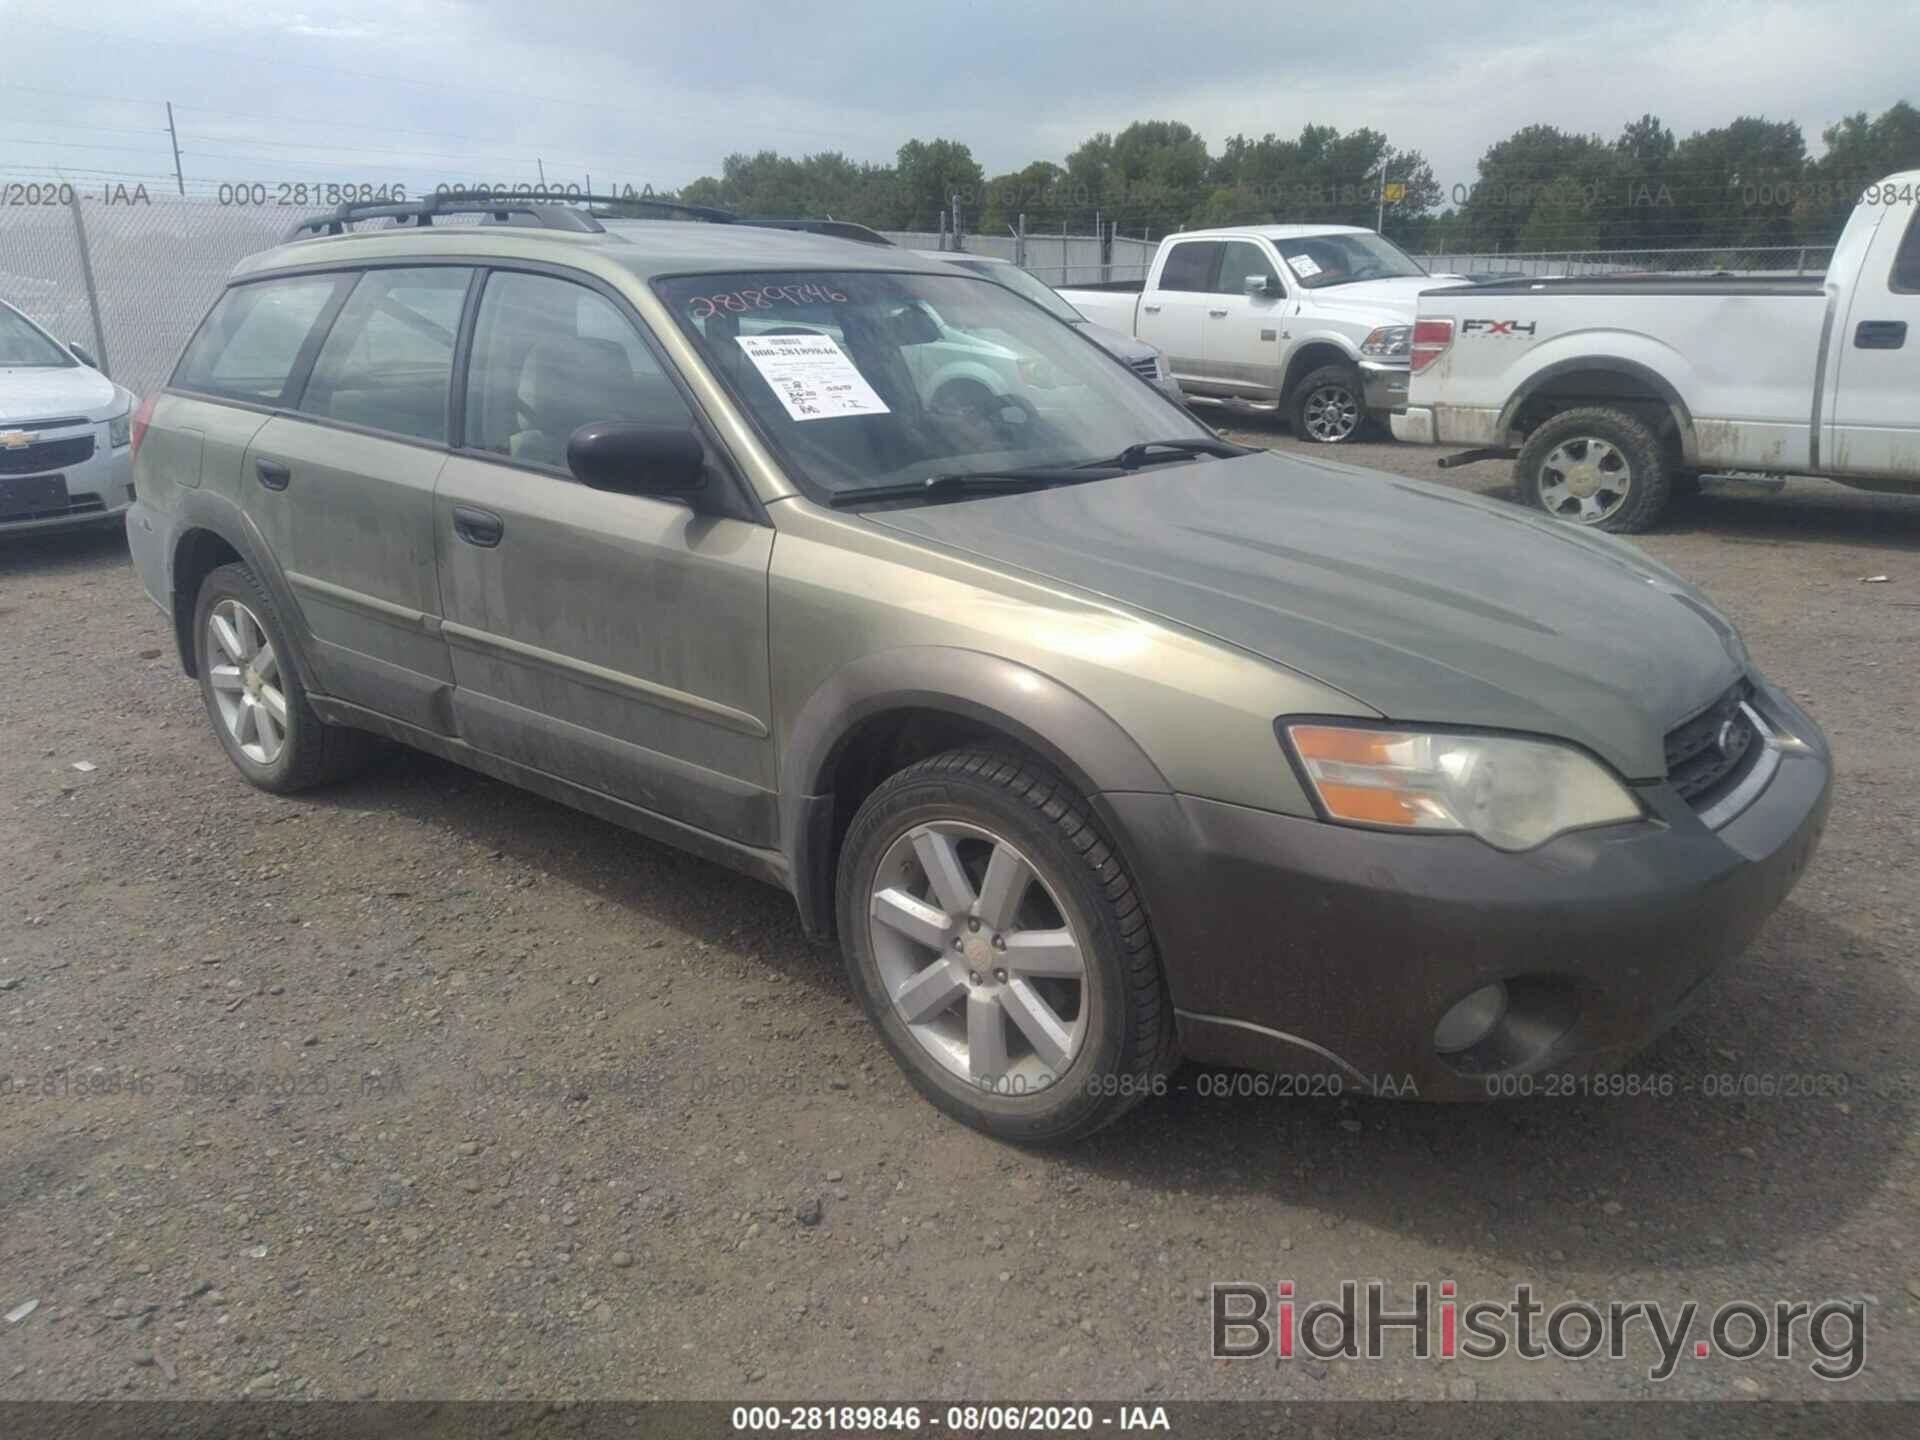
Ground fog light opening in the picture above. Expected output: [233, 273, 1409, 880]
[1433, 982, 1509, 1055]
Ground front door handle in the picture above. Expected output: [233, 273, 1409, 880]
[452, 505, 504, 548]
[255, 457, 290, 491]
[1142, 303, 1161, 314]
[1207, 308, 1230, 317]
[1854, 319, 1908, 349]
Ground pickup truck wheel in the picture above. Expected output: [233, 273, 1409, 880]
[836, 748, 1174, 1144]
[1517, 407, 1671, 533]
[1290, 364, 1365, 444]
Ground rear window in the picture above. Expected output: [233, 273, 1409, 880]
[1157, 241, 1221, 293]
[172, 275, 345, 405]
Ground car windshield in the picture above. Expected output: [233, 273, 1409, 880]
[0, 306, 76, 368]
[947, 258, 1085, 324]
[655, 270, 1210, 503]
[1276, 233, 1428, 289]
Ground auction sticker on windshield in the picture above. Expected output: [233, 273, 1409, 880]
[735, 334, 890, 422]
[1286, 253, 1322, 277]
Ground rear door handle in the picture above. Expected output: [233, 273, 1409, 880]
[452, 505, 504, 548]
[255, 457, 290, 491]
[1855, 319, 1907, 349]
[1207, 308, 1230, 317]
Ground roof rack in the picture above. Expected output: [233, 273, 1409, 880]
[734, 216, 895, 246]
[281, 192, 741, 243]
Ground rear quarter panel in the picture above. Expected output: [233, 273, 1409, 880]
[1412, 291, 1830, 470]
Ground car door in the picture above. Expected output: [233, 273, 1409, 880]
[245, 265, 471, 733]
[1828, 204, 1920, 479]
[433, 267, 778, 847]
[1200, 239, 1288, 400]
[1138, 240, 1220, 390]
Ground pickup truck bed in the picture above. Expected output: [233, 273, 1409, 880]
[1392, 176, 1920, 531]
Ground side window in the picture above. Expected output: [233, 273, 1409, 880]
[1213, 241, 1280, 295]
[1156, 242, 1222, 293]
[298, 267, 472, 442]
[1891, 210, 1920, 294]
[171, 276, 344, 405]
[463, 271, 693, 470]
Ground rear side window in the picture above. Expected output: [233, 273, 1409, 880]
[462, 271, 693, 471]
[1891, 210, 1920, 294]
[298, 267, 472, 442]
[1157, 241, 1221, 293]
[172, 276, 344, 404]
[1213, 240, 1279, 294]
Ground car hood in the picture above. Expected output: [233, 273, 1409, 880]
[0, 364, 126, 424]
[1301, 274, 1464, 324]
[1076, 319, 1156, 363]
[865, 450, 1747, 780]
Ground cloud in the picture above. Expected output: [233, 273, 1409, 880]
[1, 0, 1912, 195]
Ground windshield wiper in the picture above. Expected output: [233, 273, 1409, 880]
[827, 470, 1080, 508]
[1072, 437, 1257, 470]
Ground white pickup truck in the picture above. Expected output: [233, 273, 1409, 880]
[1058, 226, 1450, 443]
[1391, 169, 1920, 531]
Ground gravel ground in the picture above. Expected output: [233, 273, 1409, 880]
[2, 425, 1917, 1405]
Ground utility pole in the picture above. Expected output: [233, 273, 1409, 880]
[165, 101, 184, 195]
[537, 157, 547, 187]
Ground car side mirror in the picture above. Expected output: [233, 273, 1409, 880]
[566, 422, 706, 496]
[69, 341, 98, 368]
[1243, 275, 1280, 298]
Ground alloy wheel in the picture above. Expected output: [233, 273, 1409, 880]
[1302, 383, 1360, 442]
[867, 820, 1089, 1094]
[1538, 436, 1633, 524]
[206, 599, 287, 765]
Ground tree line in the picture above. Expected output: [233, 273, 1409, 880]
[668, 102, 1920, 254]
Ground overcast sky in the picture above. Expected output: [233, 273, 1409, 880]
[3, 0, 1913, 202]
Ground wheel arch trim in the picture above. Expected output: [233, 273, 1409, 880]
[779, 647, 1172, 936]
[167, 489, 322, 697]
[1496, 356, 1699, 467]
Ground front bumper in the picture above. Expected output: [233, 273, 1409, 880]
[1103, 679, 1832, 1100]
[1358, 360, 1409, 415]
[0, 423, 133, 535]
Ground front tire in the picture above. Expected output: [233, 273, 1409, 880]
[1516, 406, 1671, 533]
[193, 562, 371, 793]
[1290, 363, 1366, 444]
[835, 749, 1174, 1144]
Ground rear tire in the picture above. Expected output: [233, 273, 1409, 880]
[1516, 406, 1670, 533]
[835, 748, 1174, 1144]
[1289, 363, 1366, 444]
[193, 562, 372, 793]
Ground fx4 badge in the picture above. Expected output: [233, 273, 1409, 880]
[1462, 319, 1538, 337]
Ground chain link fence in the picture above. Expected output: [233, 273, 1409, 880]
[0, 193, 1841, 404]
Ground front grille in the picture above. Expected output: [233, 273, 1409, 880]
[0, 415, 88, 433]
[1664, 680, 1762, 809]
[0, 435, 94, 475]
[1128, 355, 1160, 381]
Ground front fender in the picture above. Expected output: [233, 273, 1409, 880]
[778, 646, 1171, 936]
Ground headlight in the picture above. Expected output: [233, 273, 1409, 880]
[1360, 325, 1412, 359]
[108, 404, 132, 448]
[1284, 723, 1642, 851]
